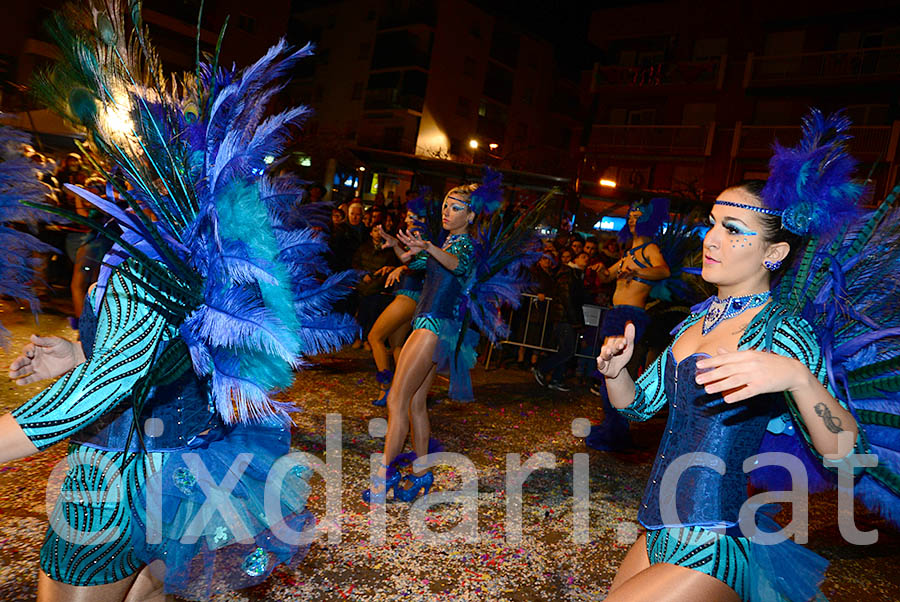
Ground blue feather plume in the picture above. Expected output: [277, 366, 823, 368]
[762, 108, 863, 236]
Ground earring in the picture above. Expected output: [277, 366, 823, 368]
[764, 259, 782, 271]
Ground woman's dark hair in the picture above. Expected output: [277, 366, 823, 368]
[726, 179, 804, 276]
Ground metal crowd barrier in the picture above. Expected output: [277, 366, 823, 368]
[482, 292, 610, 368]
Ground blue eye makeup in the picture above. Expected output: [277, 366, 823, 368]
[722, 219, 757, 236]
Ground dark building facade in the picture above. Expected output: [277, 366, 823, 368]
[581, 0, 899, 212]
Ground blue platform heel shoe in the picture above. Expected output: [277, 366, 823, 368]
[372, 369, 393, 407]
[362, 464, 401, 504]
[395, 470, 434, 502]
[372, 388, 389, 407]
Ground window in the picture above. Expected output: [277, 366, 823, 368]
[515, 122, 527, 141]
[351, 82, 364, 101]
[237, 15, 256, 34]
[692, 38, 727, 61]
[464, 56, 477, 77]
[358, 42, 371, 60]
[457, 96, 472, 118]
[478, 101, 487, 117]
[627, 109, 655, 125]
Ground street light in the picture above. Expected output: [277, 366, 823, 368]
[469, 139, 479, 149]
[488, 143, 498, 151]
[358, 166, 366, 171]
[600, 179, 617, 188]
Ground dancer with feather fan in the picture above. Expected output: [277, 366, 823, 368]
[0, 1, 356, 600]
[364, 169, 552, 503]
[597, 108, 899, 601]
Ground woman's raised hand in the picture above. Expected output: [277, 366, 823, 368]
[396, 229, 428, 252]
[8, 335, 84, 385]
[376, 225, 399, 249]
[695, 348, 803, 403]
[596, 322, 636, 378]
[385, 266, 407, 287]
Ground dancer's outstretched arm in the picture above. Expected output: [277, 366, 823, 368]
[0, 414, 38, 463]
[2, 261, 167, 462]
[397, 230, 471, 273]
[8, 334, 85, 385]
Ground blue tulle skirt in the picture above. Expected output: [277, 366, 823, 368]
[131, 420, 314, 600]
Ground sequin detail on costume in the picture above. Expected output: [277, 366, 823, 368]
[702, 291, 771, 336]
[241, 547, 269, 577]
[172, 467, 197, 495]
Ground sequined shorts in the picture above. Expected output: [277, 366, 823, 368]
[412, 315, 442, 335]
[645, 526, 751, 601]
[395, 289, 421, 303]
[41, 444, 153, 586]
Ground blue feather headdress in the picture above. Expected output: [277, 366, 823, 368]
[618, 196, 670, 243]
[762, 108, 863, 236]
[28, 2, 358, 423]
[463, 167, 504, 215]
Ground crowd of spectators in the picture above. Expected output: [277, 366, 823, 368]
[15, 144, 628, 382]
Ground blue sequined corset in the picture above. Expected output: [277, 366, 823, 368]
[414, 235, 472, 321]
[638, 351, 784, 532]
[71, 298, 223, 452]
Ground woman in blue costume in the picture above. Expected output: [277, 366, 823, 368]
[2, 261, 318, 602]
[0, 3, 356, 600]
[367, 206, 428, 407]
[363, 184, 479, 503]
[596, 112, 876, 601]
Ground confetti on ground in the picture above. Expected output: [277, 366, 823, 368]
[0, 300, 898, 600]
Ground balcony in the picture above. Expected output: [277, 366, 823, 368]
[734, 124, 899, 161]
[357, 131, 417, 154]
[588, 124, 715, 156]
[592, 57, 726, 91]
[377, 1, 437, 31]
[363, 89, 425, 113]
[744, 46, 900, 87]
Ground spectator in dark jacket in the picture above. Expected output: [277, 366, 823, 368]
[532, 251, 589, 391]
[352, 226, 399, 347]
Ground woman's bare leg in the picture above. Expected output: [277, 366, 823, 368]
[367, 296, 416, 388]
[124, 563, 173, 602]
[388, 318, 413, 367]
[608, 534, 650, 593]
[38, 570, 138, 602]
[407, 364, 437, 472]
[606, 563, 741, 602]
[380, 329, 438, 476]
[38, 564, 175, 602]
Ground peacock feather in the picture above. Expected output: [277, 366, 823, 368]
[28, 0, 357, 423]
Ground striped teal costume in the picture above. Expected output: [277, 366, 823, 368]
[12, 260, 312, 590]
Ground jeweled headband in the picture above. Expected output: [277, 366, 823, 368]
[713, 200, 782, 217]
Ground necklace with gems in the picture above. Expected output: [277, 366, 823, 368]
[702, 291, 771, 336]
